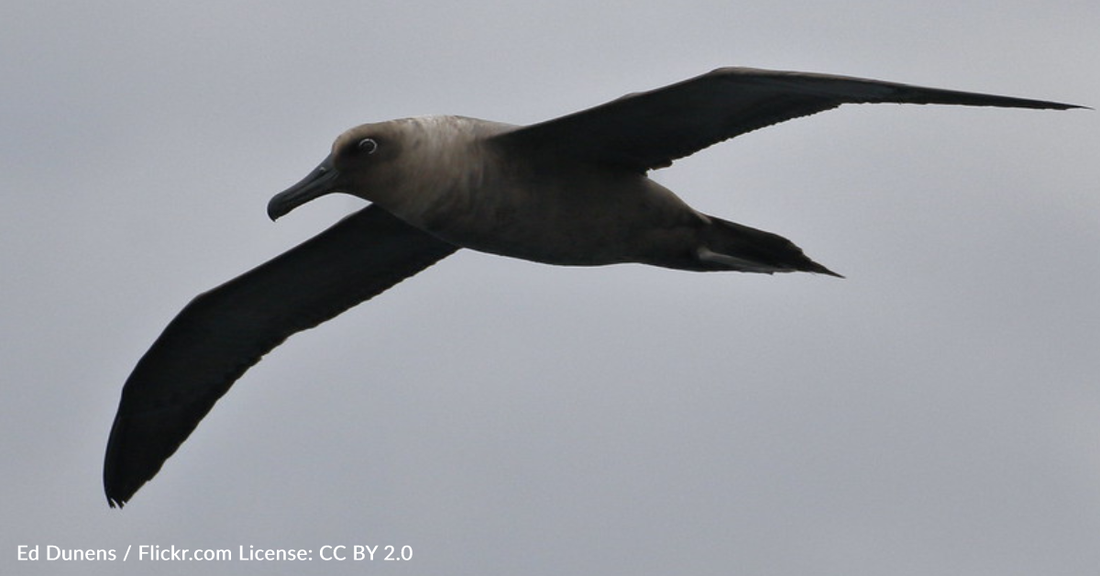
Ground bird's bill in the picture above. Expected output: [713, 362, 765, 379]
[267, 154, 341, 220]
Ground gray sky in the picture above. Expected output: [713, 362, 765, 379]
[3, 2, 1098, 575]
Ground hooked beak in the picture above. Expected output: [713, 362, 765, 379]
[267, 154, 341, 221]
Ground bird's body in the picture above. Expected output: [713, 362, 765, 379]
[104, 67, 1083, 507]
[277, 114, 833, 272]
[357, 116, 672, 266]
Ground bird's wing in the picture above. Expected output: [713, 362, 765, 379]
[491, 67, 1082, 172]
[104, 205, 458, 507]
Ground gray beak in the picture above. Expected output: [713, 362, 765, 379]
[267, 154, 340, 221]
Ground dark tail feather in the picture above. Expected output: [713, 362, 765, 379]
[698, 215, 842, 277]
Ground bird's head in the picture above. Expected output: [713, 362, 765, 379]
[267, 121, 406, 221]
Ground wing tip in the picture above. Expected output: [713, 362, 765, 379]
[103, 461, 139, 509]
[806, 260, 845, 279]
[104, 463, 150, 509]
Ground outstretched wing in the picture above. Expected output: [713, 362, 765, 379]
[104, 205, 458, 507]
[492, 67, 1082, 172]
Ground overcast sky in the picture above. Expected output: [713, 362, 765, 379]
[3, 2, 1098, 575]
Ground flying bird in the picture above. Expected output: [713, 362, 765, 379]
[104, 67, 1082, 507]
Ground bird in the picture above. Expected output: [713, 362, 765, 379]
[103, 66, 1082, 507]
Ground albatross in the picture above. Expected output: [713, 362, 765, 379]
[104, 67, 1082, 507]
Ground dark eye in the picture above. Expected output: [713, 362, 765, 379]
[357, 138, 378, 154]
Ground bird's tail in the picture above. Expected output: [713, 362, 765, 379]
[696, 214, 842, 277]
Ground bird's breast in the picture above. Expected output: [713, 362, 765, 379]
[396, 163, 702, 266]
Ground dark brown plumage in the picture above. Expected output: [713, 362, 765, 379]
[105, 67, 1081, 507]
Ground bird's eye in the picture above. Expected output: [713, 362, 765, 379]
[357, 138, 378, 154]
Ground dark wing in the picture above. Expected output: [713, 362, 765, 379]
[491, 67, 1083, 172]
[104, 205, 458, 507]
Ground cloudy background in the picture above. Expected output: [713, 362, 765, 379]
[3, 2, 1097, 575]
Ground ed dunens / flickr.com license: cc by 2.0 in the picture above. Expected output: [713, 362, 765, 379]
[16, 543, 414, 563]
